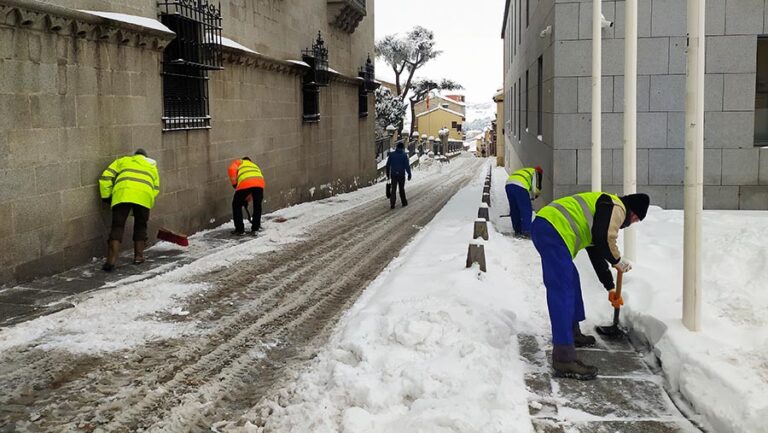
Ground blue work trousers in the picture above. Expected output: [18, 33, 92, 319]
[505, 183, 533, 235]
[531, 218, 586, 346]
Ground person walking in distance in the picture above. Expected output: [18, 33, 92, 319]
[531, 192, 650, 380]
[505, 166, 543, 239]
[385, 141, 412, 209]
[228, 157, 265, 236]
[99, 148, 160, 271]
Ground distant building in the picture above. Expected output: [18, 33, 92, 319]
[501, 0, 768, 209]
[0, 0, 376, 285]
[413, 92, 466, 141]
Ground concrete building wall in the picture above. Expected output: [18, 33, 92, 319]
[503, 0, 557, 207]
[503, 0, 768, 210]
[0, 0, 375, 286]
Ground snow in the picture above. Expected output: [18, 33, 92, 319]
[2, 160, 768, 432]
[286, 60, 310, 68]
[220, 36, 259, 55]
[78, 10, 173, 35]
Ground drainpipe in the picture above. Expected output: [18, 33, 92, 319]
[592, 0, 602, 192]
[683, 0, 705, 332]
[623, 0, 638, 262]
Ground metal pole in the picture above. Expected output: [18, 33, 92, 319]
[592, 0, 602, 191]
[683, 0, 705, 332]
[623, 0, 638, 262]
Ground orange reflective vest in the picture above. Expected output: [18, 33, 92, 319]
[228, 159, 265, 191]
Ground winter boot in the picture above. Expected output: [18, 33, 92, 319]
[102, 240, 120, 272]
[133, 240, 146, 265]
[552, 344, 598, 380]
[573, 323, 596, 348]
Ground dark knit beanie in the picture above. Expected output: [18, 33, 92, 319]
[620, 193, 650, 221]
[134, 148, 147, 156]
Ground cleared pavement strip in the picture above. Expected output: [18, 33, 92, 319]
[520, 333, 703, 433]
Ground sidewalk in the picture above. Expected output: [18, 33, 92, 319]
[0, 224, 249, 327]
[520, 332, 701, 433]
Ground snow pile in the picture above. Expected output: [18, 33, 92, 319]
[574, 209, 768, 433]
[237, 167, 535, 433]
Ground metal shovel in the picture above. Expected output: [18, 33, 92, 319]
[596, 270, 626, 338]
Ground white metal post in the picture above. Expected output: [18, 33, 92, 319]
[623, 0, 638, 262]
[683, 0, 705, 332]
[592, 0, 602, 192]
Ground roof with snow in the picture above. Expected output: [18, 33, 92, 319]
[426, 92, 466, 107]
[415, 105, 466, 119]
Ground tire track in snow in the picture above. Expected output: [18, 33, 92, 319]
[0, 157, 483, 432]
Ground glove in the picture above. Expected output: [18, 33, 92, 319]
[408, 174, 412, 181]
[101, 197, 111, 205]
[614, 259, 632, 273]
[608, 290, 624, 309]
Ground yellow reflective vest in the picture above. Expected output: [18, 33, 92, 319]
[506, 167, 540, 198]
[99, 155, 160, 209]
[536, 192, 625, 258]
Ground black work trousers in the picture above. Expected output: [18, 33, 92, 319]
[233, 187, 263, 232]
[109, 203, 150, 242]
[390, 175, 408, 208]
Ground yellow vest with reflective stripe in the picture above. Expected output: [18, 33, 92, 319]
[99, 155, 160, 209]
[536, 192, 624, 258]
[507, 167, 536, 190]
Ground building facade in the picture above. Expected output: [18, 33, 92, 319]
[413, 92, 466, 140]
[501, 0, 768, 209]
[0, 0, 376, 285]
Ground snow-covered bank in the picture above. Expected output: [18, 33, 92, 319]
[575, 209, 768, 433]
[244, 164, 768, 433]
[238, 165, 540, 432]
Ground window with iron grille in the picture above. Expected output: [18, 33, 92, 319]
[302, 32, 330, 123]
[358, 54, 377, 119]
[159, 0, 223, 131]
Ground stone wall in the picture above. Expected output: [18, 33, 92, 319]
[34, 0, 376, 77]
[504, 0, 768, 209]
[0, 0, 376, 286]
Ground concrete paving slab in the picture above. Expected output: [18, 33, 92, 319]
[519, 334, 702, 433]
[571, 420, 701, 433]
[556, 376, 673, 418]
[574, 348, 651, 377]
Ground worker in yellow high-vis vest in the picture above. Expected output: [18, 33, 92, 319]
[99, 149, 160, 272]
[531, 192, 650, 380]
[505, 166, 543, 238]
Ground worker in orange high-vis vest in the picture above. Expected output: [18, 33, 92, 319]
[227, 157, 265, 236]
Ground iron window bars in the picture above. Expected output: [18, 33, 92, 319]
[302, 32, 330, 122]
[358, 54, 378, 118]
[159, 0, 223, 131]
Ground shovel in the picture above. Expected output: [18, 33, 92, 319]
[596, 270, 626, 338]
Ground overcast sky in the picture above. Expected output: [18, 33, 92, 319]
[373, 0, 504, 109]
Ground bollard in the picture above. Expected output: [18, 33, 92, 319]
[473, 218, 489, 240]
[482, 192, 491, 206]
[466, 240, 487, 272]
[478, 203, 489, 220]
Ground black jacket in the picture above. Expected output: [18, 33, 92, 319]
[586, 194, 630, 290]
